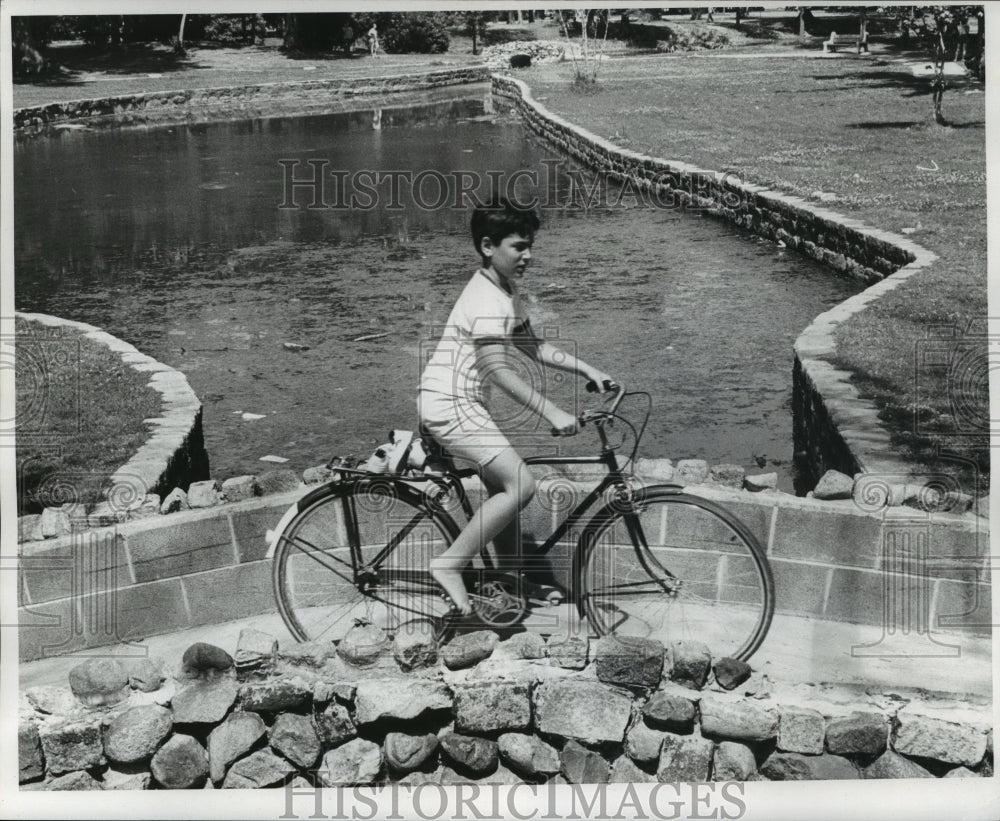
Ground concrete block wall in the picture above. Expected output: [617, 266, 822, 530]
[17, 475, 989, 663]
[490, 74, 938, 486]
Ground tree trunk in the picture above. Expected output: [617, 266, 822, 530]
[283, 13, 301, 50]
[178, 14, 186, 47]
[798, 8, 807, 39]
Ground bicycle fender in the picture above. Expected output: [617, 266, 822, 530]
[265, 501, 302, 560]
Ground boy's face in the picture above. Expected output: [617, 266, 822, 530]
[482, 232, 533, 283]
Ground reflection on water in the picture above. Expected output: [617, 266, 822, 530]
[14, 90, 859, 489]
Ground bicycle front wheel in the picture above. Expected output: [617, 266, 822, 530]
[272, 478, 458, 644]
[579, 486, 774, 662]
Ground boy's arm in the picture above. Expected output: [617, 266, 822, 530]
[475, 341, 578, 434]
[529, 339, 615, 391]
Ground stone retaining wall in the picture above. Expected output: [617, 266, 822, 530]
[13, 67, 490, 131]
[15, 313, 208, 517]
[490, 74, 936, 485]
[16, 469, 989, 663]
[18, 630, 992, 789]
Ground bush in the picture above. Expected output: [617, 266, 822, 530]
[655, 24, 729, 53]
[202, 14, 265, 45]
[381, 13, 450, 54]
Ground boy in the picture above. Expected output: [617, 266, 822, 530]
[418, 199, 615, 615]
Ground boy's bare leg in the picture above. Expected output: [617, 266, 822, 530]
[430, 449, 534, 614]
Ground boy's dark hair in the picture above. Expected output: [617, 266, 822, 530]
[470, 198, 540, 256]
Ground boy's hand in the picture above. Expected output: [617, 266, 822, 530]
[548, 408, 579, 437]
[585, 370, 617, 393]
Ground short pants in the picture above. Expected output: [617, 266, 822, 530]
[417, 389, 512, 468]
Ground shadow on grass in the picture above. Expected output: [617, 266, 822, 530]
[845, 120, 927, 130]
[16, 42, 206, 87]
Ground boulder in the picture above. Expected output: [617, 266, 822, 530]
[160, 487, 190, 514]
[812, 470, 854, 500]
[207, 711, 267, 783]
[777, 706, 825, 754]
[68, 658, 129, 707]
[497, 733, 560, 777]
[256, 469, 300, 496]
[221, 475, 258, 502]
[239, 676, 311, 713]
[25, 685, 80, 716]
[825, 712, 888, 756]
[534, 680, 633, 744]
[46, 771, 103, 790]
[667, 641, 712, 690]
[18, 723, 44, 783]
[863, 750, 933, 779]
[610, 754, 650, 783]
[500, 632, 547, 660]
[892, 713, 988, 767]
[454, 682, 531, 734]
[384, 732, 439, 773]
[313, 702, 358, 747]
[38, 719, 104, 775]
[303, 465, 335, 485]
[643, 691, 696, 733]
[103, 705, 173, 764]
[710, 464, 746, 489]
[278, 641, 335, 670]
[657, 733, 713, 782]
[353, 678, 452, 726]
[713, 741, 757, 781]
[269, 713, 321, 769]
[338, 622, 390, 667]
[676, 459, 709, 485]
[128, 494, 162, 520]
[39, 507, 71, 538]
[593, 636, 664, 688]
[441, 630, 500, 670]
[392, 621, 438, 671]
[438, 731, 499, 776]
[713, 658, 752, 690]
[222, 750, 295, 788]
[699, 695, 778, 742]
[103, 766, 152, 790]
[546, 633, 589, 669]
[944, 765, 979, 778]
[18, 514, 43, 543]
[151, 734, 210, 789]
[760, 751, 859, 781]
[181, 642, 234, 678]
[625, 720, 667, 766]
[318, 738, 383, 786]
[635, 458, 675, 482]
[560, 740, 610, 783]
[126, 657, 166, 692]
[744, 473, 777, 492]
[234, 628, 278, 678]
[171, 679, 239, 724]
[187, 479, 221, 508]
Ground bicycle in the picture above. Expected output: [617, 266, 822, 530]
[267, 384, 775, 662]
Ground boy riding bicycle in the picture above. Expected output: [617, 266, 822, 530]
[417, 198, 615, 616]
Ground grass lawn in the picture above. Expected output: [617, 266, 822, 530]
[16, 317, 162, 514]
[525, 47, 986, 488]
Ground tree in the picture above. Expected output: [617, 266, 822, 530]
[462, 11, 497, 55]
[877, 5, 983, 125]
[559, 8, 611, 86]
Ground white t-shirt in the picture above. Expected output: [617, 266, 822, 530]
[419, 270, 532, 406]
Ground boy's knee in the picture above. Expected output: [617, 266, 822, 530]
[515, 472, 536, 508]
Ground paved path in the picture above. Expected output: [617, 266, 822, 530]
[20, 607, 991, 703]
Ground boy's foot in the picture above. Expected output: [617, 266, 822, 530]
[492, 571, 565, 606]
[429, 561, 472, 615]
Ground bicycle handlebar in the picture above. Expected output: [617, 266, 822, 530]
[551, 381, 625, 435]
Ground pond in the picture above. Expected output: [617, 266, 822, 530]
[14, 84, 859, 491]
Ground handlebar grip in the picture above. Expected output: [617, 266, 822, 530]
[586, 379, 620, 394]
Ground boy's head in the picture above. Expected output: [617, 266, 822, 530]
[470, 198, 540, 261]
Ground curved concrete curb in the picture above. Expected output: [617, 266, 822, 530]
[16, 312, 208, 513]
[491, 73, 937, 484]
[13, 67, 490, 131]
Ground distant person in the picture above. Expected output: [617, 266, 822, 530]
[954, 15, 970, 62]
[367, 23, 380, 57]
[342, 22, 354, 56]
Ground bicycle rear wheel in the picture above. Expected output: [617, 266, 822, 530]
[272, 478, 458, 644]
[578, 486, 774, 662]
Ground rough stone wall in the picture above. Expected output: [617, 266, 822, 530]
[14, 68, 490, 131]
[19, 629, 993, 790]
[490, 74, 937, 485]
